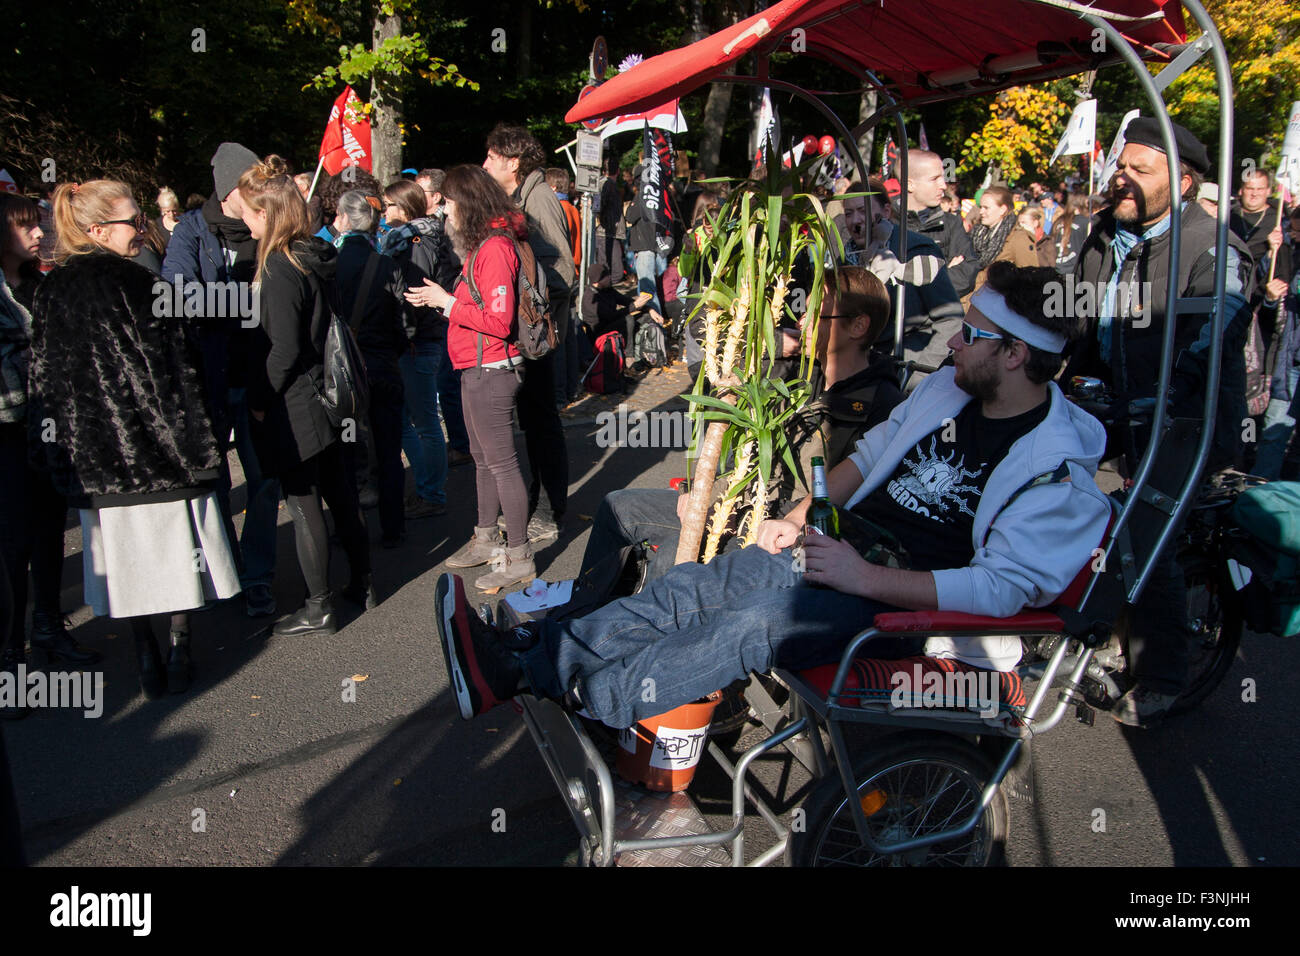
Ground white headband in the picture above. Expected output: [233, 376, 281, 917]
[969, 286, 1067, 354]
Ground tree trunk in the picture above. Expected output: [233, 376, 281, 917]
[370, 12, 403, 186]
[697, 75, 734, 176]
[516, 1, 533, 79]
[675, 405, 736, 565]
[856, 88, 878, 183]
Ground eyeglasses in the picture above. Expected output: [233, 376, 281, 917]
[96, 214, 149, 232]
[961, 321, 1004, 346]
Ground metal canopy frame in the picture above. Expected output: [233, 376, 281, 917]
[589, 0, 1232, 609]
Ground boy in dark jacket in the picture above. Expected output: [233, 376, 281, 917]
[161, 142, 279, 617]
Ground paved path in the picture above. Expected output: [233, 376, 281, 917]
[5, 360, 1297, 867]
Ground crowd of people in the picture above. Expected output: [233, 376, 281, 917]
[1, 109, 1297, 737]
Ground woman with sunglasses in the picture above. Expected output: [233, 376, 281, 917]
[28, 180, 240, 699]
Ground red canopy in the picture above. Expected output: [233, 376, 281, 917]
[565, 0, 1186, 124]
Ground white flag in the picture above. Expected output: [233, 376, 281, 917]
[1099, 109, 1141, 188]
[1279, 101, 1300, 201]
[754, 87, 780, 166]
[1050, 98, 1098, 166]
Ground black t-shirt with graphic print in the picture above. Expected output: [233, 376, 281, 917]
[851, 398, 1050, 572]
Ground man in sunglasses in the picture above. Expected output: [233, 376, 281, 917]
[434, 263, 1112, 730]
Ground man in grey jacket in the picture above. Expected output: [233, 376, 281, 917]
[435, 263, 1113, 727]
[484, 125, 573, 538]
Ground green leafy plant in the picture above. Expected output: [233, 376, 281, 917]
[676, 151, 843, 564]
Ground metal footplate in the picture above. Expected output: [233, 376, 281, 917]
[611, 782, 731, 867]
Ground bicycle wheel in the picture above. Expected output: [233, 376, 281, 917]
[1170, 563, 1243, 716]
[789, 735, 1008, 867]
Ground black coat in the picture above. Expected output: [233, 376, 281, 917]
[335, 234, 412, 369]
[29, 252, 219, 503]
[247, 238, 340, 473]
[1065, 203, 1254, 470]
[907, 207, 979, 297]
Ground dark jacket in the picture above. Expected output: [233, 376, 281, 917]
[873, 227, 963, 348]
[335, 234, 412, 370]
[1066, 202, 1254, 469]
[907, 206, 979, 297]
[1051, 214, 1092, 275]
[28, 252, 219, 503]
[161, 194, 260, 433]
[379, 215, 459, 342]
[516, 168, 576, 294]
[1261, 245, 1300, 404]
[807, 352, 905, 468]
[1229, 199, 1280, 272]
[248, 238, 340, 471]
[0, 274, 35, 425]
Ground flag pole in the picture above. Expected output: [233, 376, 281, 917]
[1266, 176, 1285, 285]
[306, 157, 326, 202]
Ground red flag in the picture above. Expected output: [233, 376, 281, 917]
[318, 86, 372, 176]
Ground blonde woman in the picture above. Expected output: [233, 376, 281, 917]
[29, 181, 240, 698]
[238, 157, 373, 635]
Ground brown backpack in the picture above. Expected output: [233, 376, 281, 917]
[461, 237, 556, 362]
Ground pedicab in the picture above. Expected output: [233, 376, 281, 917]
[507, 0, 1240, 866]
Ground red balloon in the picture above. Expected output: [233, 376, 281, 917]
[819, 135, 837, 155]
[801, 135, 819, 155]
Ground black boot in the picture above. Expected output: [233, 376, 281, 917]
[31, 612, 102, 666]
[272, 594, 337, 637]
[133, 621, 166, 699]
[341, 573, 378, 610]
[0, 647, 29, 721]
[167, 629, 192, 694]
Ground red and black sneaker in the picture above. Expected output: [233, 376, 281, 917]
[435, 573, 522, 719]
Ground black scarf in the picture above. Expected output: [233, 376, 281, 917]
[971, 214, 1015, 269]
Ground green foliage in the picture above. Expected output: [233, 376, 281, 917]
[682, 153, 841, 535]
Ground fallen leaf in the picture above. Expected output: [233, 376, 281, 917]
[249, 712, 260, 717]
[350, 674, 369, 682]
[251, 695, 261, 699]
[393, 778, 402, 786]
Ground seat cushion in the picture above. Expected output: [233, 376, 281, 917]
[801, 655, 1026, 711]
[872, 610, 1065, 633]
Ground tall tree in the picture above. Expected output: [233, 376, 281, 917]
[289, 0, 479, 184]
[958, 85, 1069, 184]
[1162, 0, 1300, 172]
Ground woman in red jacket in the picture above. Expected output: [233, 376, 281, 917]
[406, 165, 534, 591]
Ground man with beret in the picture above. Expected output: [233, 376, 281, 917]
[1065, 116, 1254, 727]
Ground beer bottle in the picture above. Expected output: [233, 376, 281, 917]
[806, 456, 840, 539]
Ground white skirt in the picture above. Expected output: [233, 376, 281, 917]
[80, 491, 242, 618]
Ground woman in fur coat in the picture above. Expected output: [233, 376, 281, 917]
[29, 180, 240, 698]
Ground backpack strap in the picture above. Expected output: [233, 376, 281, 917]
[350, 251, 382, 332]
[979, 461, 1072, 549]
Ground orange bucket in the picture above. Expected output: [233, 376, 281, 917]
[615, 691, 723, 792]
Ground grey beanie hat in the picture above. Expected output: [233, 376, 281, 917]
[211, 142, 260, 200]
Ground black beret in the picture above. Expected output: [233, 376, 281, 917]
[1123, 116, 1211, 175]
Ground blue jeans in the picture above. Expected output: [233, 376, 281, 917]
[229, 387, 280, 589]
[633, 250, 667, 313]
[523, 544, 891, 728]
[399, 343, 448, 505]
[1255, 367, 1300, 480]
[434, 338, 469, 455]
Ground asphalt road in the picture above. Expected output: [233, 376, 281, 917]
[6, 406, 1298, 867]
